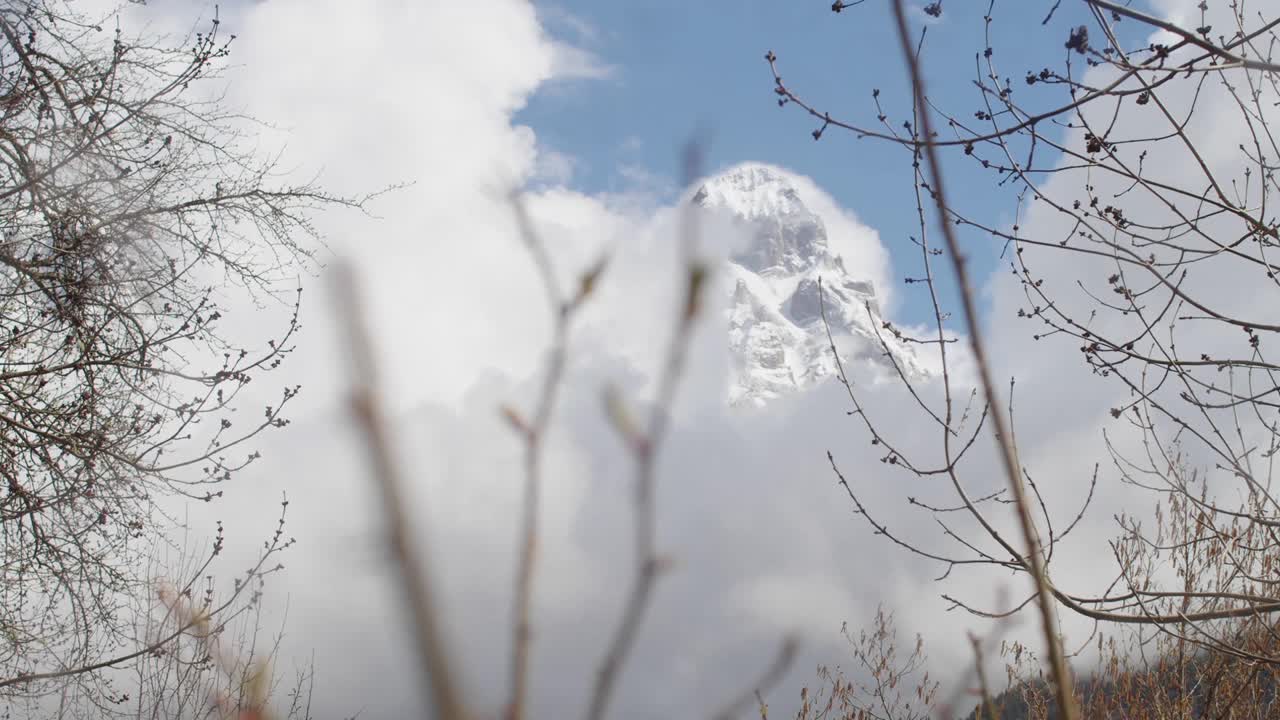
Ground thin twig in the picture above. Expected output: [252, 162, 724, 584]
[969, 631, 1000, 720]
[887, 2, 1078, 718]
[709, 637, 799, 720]
[504, 193, 604, 720]
[1086, 0, 1280, 73]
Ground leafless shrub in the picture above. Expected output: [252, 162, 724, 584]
[0, 0, 363, 710]
[794, 607, 938, 720]
[1, 495, 304, 719]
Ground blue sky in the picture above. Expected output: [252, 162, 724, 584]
[520, 0, 1150, 325]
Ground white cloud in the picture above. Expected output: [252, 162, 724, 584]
[538, 5, 604, 47]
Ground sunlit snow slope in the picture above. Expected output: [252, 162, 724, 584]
[693, 164, 928, 407]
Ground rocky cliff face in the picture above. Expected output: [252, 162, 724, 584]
[692, 163, 928, 406]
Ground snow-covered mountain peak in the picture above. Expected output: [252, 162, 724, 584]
[693, 164, 809, 221]
[692, 163, 929, 407]
[694, 163, 827, 275]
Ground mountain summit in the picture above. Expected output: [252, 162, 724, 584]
[692, 164, 928, 406]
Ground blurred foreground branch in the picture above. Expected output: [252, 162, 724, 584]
[333, 262, 469, 720]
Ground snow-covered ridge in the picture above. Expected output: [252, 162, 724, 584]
[693, 163, 929, 407]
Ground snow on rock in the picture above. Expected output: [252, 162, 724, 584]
[692, 163, 929, 407]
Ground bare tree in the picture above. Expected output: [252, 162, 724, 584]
[767, 0, 1280, 715]
[794, 607, 938, 720]
[0, 0, 363, 707]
